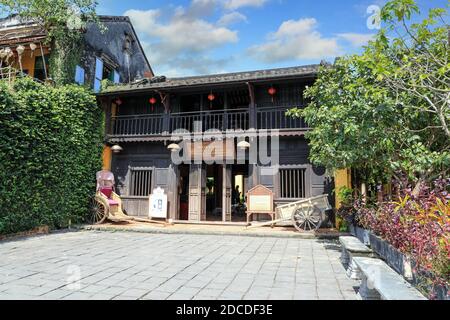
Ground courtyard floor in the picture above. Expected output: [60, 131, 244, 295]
[0, 231, 359, 300]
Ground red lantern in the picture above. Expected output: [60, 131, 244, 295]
[207, 92, 215, 109]
[115, 98, 122, 106]
[149, 97, 157, 111]
[268, 87, 276, 103]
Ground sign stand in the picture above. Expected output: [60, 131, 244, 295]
[149, 187, 168, 219]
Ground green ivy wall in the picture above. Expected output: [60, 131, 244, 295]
[0, 78, 104, 235]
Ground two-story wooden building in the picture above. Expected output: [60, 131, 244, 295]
[0, 15, 153, 88]
[98, 65, 333, 224]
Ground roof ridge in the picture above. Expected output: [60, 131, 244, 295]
[165, 64, 320, 81]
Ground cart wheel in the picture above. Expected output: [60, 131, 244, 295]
[88, 197, 107, 225]
[292, 205, 322, 232]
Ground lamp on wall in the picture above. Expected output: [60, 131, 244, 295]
[111, 145, 123, 154]
[237, 141, 250, 150]
[167, 143, 181, 152]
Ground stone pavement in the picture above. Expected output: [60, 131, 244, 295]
[0, 231, 360, 300]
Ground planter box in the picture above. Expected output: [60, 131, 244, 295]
[369, 233, 407, 276]
[349, 224, 371, 246]
[369, 233, 449, 300]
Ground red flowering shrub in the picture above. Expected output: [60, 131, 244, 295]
[356, 179, 450, 294]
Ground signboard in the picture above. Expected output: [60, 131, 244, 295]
[185, 140, 236, 162]
[248, 195, 272, 212]
[246, 185, 274, 214]
[149, 187, 168, 219]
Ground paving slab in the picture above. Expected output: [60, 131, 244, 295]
[0, 230, 358, 300]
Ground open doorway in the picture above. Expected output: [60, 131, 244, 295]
[231, 165, 249, 222]
[178, 165, 190, 220]
[206, 165, 222, 221]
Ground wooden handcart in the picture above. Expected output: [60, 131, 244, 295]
[247, 191, 331, 232]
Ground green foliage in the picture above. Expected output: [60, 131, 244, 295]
[0, 0, 100, 85]
[0, 77, 103, 235]
[289, 0, 450, 185]
[337, 186, 354, 207]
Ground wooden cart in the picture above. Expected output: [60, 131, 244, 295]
[247, 193, 331, 232]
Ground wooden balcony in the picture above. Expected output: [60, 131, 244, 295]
[109, 107, 308, 139]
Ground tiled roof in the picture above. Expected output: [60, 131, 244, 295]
[0, 15, 131, 46]
[101, 64, 320, 95]
[0, 16, 46, 46]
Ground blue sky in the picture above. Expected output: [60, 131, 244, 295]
[96, 0, 448, 77]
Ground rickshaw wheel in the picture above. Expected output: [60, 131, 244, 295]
[292, 205, 322, 232]
[88, 196, 107, 225]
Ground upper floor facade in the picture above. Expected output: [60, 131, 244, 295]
[0, 15, 153, 90]
[99, 65, 319, 143]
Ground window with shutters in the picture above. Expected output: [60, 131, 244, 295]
[279, 168, 307, 199]
[75, 65, 85, 85]
[93, 57, 103, 93]
[129, 168, 153, 197]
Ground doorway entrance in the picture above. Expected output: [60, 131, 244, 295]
[180, 163, 250, 223]
[178, 164, 190, 220]
[206, 165, 223, 221]
[231, 164, 249, 222]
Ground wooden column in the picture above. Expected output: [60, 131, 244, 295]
[167, 164, 178, 220]
[159, 91, 171, 134]
[222, 165, 232, 222]
[246, 82, 259, 190]
[247, 82, 256, 129]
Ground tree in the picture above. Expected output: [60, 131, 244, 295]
[289, 0, 449, 188]
[0, 0, 99, 85]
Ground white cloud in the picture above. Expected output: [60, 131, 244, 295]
[125, 1, 239, 75]
[217, 11, 248, 26]
[224, 0, 268, 10]
[249, 18, 340, 63]
[337, 33, 375, 47]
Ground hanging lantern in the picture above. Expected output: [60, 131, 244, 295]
[208, 92, 215, 109]
[16, 45, 25, 72]
[149, 97, 157, 112]
[29, 43, 37, 57]
[16, 45, 25, 56]
[268, 86, 277, 103]
[115, 98, 123, 106]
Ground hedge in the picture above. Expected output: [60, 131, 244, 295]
[0, 77, 104, 235]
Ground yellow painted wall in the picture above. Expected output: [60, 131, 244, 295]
[101, 102, 117, 171]
[334, 169, 352, 229]
[11, 46, 50, 78]
[334, 169, 352, 208]
[102, 146, 112, 171]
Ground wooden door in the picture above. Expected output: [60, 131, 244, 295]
[189, 164, 206, 221]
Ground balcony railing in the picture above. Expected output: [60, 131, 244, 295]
[257, 107, 307, 130]
[110, 107, 307, 137]
[170, 108, 249, 133]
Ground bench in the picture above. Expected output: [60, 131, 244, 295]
[339, 236, 374, 280]
[353, 257, 427, 300]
